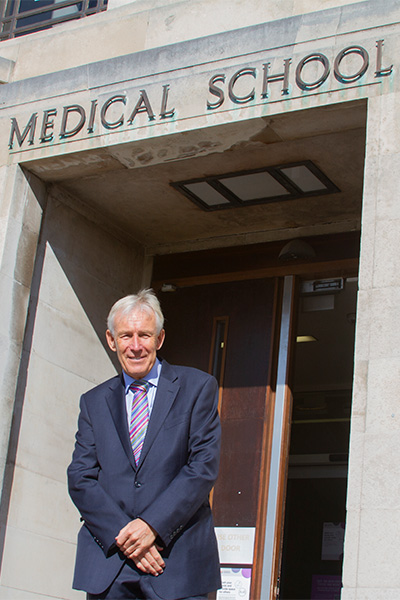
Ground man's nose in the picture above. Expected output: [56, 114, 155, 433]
[130, 335, 142, 351]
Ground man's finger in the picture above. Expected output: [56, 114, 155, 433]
[134, 558, 147, 573]
[122, 543, 139, 557]
[148, 545, 165, 569]
[134, 553, 163, 576]
[115, 522, 133, 547]
[129, 546, 164, 575]
[121, 539, 140, 554]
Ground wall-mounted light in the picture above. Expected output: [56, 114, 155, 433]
[160, 283, 177, 292]
[296, 335, 318, 343]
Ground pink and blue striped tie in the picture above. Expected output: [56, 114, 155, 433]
[129, 381, 150, 465]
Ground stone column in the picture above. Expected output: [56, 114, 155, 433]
[342, 90, 400, 599]
[0, 164, 45, 532]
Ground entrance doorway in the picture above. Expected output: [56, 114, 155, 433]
[152, 235, 358, 599]
[278, 277, 358, 600]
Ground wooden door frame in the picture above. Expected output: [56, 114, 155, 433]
[250, 275, 287, 599]
[258, 275, 297, 600]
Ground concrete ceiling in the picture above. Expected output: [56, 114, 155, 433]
[24, 100, 367, 255]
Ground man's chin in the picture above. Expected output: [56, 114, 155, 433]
[125, 360, 149, 379]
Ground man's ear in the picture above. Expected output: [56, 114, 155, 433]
[157, 329, 165, 351]
[106, 329, 117, 352]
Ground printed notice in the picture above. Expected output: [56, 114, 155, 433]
[215, 527, 255, 565]
[321, 522, 345, 561]
[311, 574, 342, 599]
[217, 568, 252, 600]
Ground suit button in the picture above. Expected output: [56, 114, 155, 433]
[134, 481, 142, 488]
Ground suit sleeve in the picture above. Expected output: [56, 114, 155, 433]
[139, 374, 221, 547]
[67, 395, 130, 555]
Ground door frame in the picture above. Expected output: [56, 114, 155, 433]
[258, 275, 296, 599]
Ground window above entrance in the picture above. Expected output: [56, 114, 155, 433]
[0, 0, 107, 41]
[171, 160, 339, 211]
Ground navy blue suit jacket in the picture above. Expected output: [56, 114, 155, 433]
[67, 359, 221, 599]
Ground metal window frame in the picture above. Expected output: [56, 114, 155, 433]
[0, 0, 107, 40]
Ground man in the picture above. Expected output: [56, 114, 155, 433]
[67, 289, 221, 600]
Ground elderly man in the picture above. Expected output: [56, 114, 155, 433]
[67, 289, 221, 600]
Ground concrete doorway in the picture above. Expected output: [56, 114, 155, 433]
[0, 100, 366, 599]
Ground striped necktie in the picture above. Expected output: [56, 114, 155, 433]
[129, 381, 150, 465]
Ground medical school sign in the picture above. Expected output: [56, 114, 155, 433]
[8, 39, 393, 151]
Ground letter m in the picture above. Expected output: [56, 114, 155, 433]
[9, 113, 38, 150]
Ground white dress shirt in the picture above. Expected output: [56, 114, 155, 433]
[122, 358, 162, 426]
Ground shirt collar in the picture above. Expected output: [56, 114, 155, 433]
[123, 357, 162, 393]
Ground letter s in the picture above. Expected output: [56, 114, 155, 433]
[207, 74, 225, 110]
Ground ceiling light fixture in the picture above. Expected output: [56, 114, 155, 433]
[171, 160, 339, 211]
[278, 239, 316, 261]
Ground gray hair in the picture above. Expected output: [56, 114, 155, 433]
[107, 289, 164, 335]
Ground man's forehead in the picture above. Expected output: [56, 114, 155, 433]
[115, 306, 156, 327]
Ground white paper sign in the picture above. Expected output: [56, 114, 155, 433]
[215, 527, 255, 565]
[217, 568, 252, 600]
[321, 522, 345, 561]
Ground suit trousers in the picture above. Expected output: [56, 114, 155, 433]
[86, 560, 208, 600]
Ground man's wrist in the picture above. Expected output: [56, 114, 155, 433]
[136, 517, 159, 542]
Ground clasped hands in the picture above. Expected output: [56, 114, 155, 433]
[115, 518, 165, 576]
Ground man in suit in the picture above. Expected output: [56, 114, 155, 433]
[67, 289, 221, 599]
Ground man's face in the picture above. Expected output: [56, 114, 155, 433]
[106, 308, 165, 380]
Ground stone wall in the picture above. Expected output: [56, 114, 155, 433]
[0, 0, 368, 83]
[341, 90, 400, 599]
[0, 186, 147, 599]
[0, 166, 45, 541]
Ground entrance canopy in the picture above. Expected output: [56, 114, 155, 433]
[21, 101, 366, 256]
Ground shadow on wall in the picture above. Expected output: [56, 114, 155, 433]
[0, 172, 146, 576]
[43, 181, 147, 365]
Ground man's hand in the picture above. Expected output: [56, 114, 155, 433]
[133, 544, 165, 576]
[115, 518, 165, 576]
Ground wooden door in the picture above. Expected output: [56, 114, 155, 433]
[157, 278, 279, 597]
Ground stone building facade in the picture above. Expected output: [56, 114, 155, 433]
[0, 1, 399, 598]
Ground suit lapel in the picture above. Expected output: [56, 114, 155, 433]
[105, 374, 137, 471]
[138, 360, 180, 468]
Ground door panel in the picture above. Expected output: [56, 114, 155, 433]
[157, 278, 277, 591]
